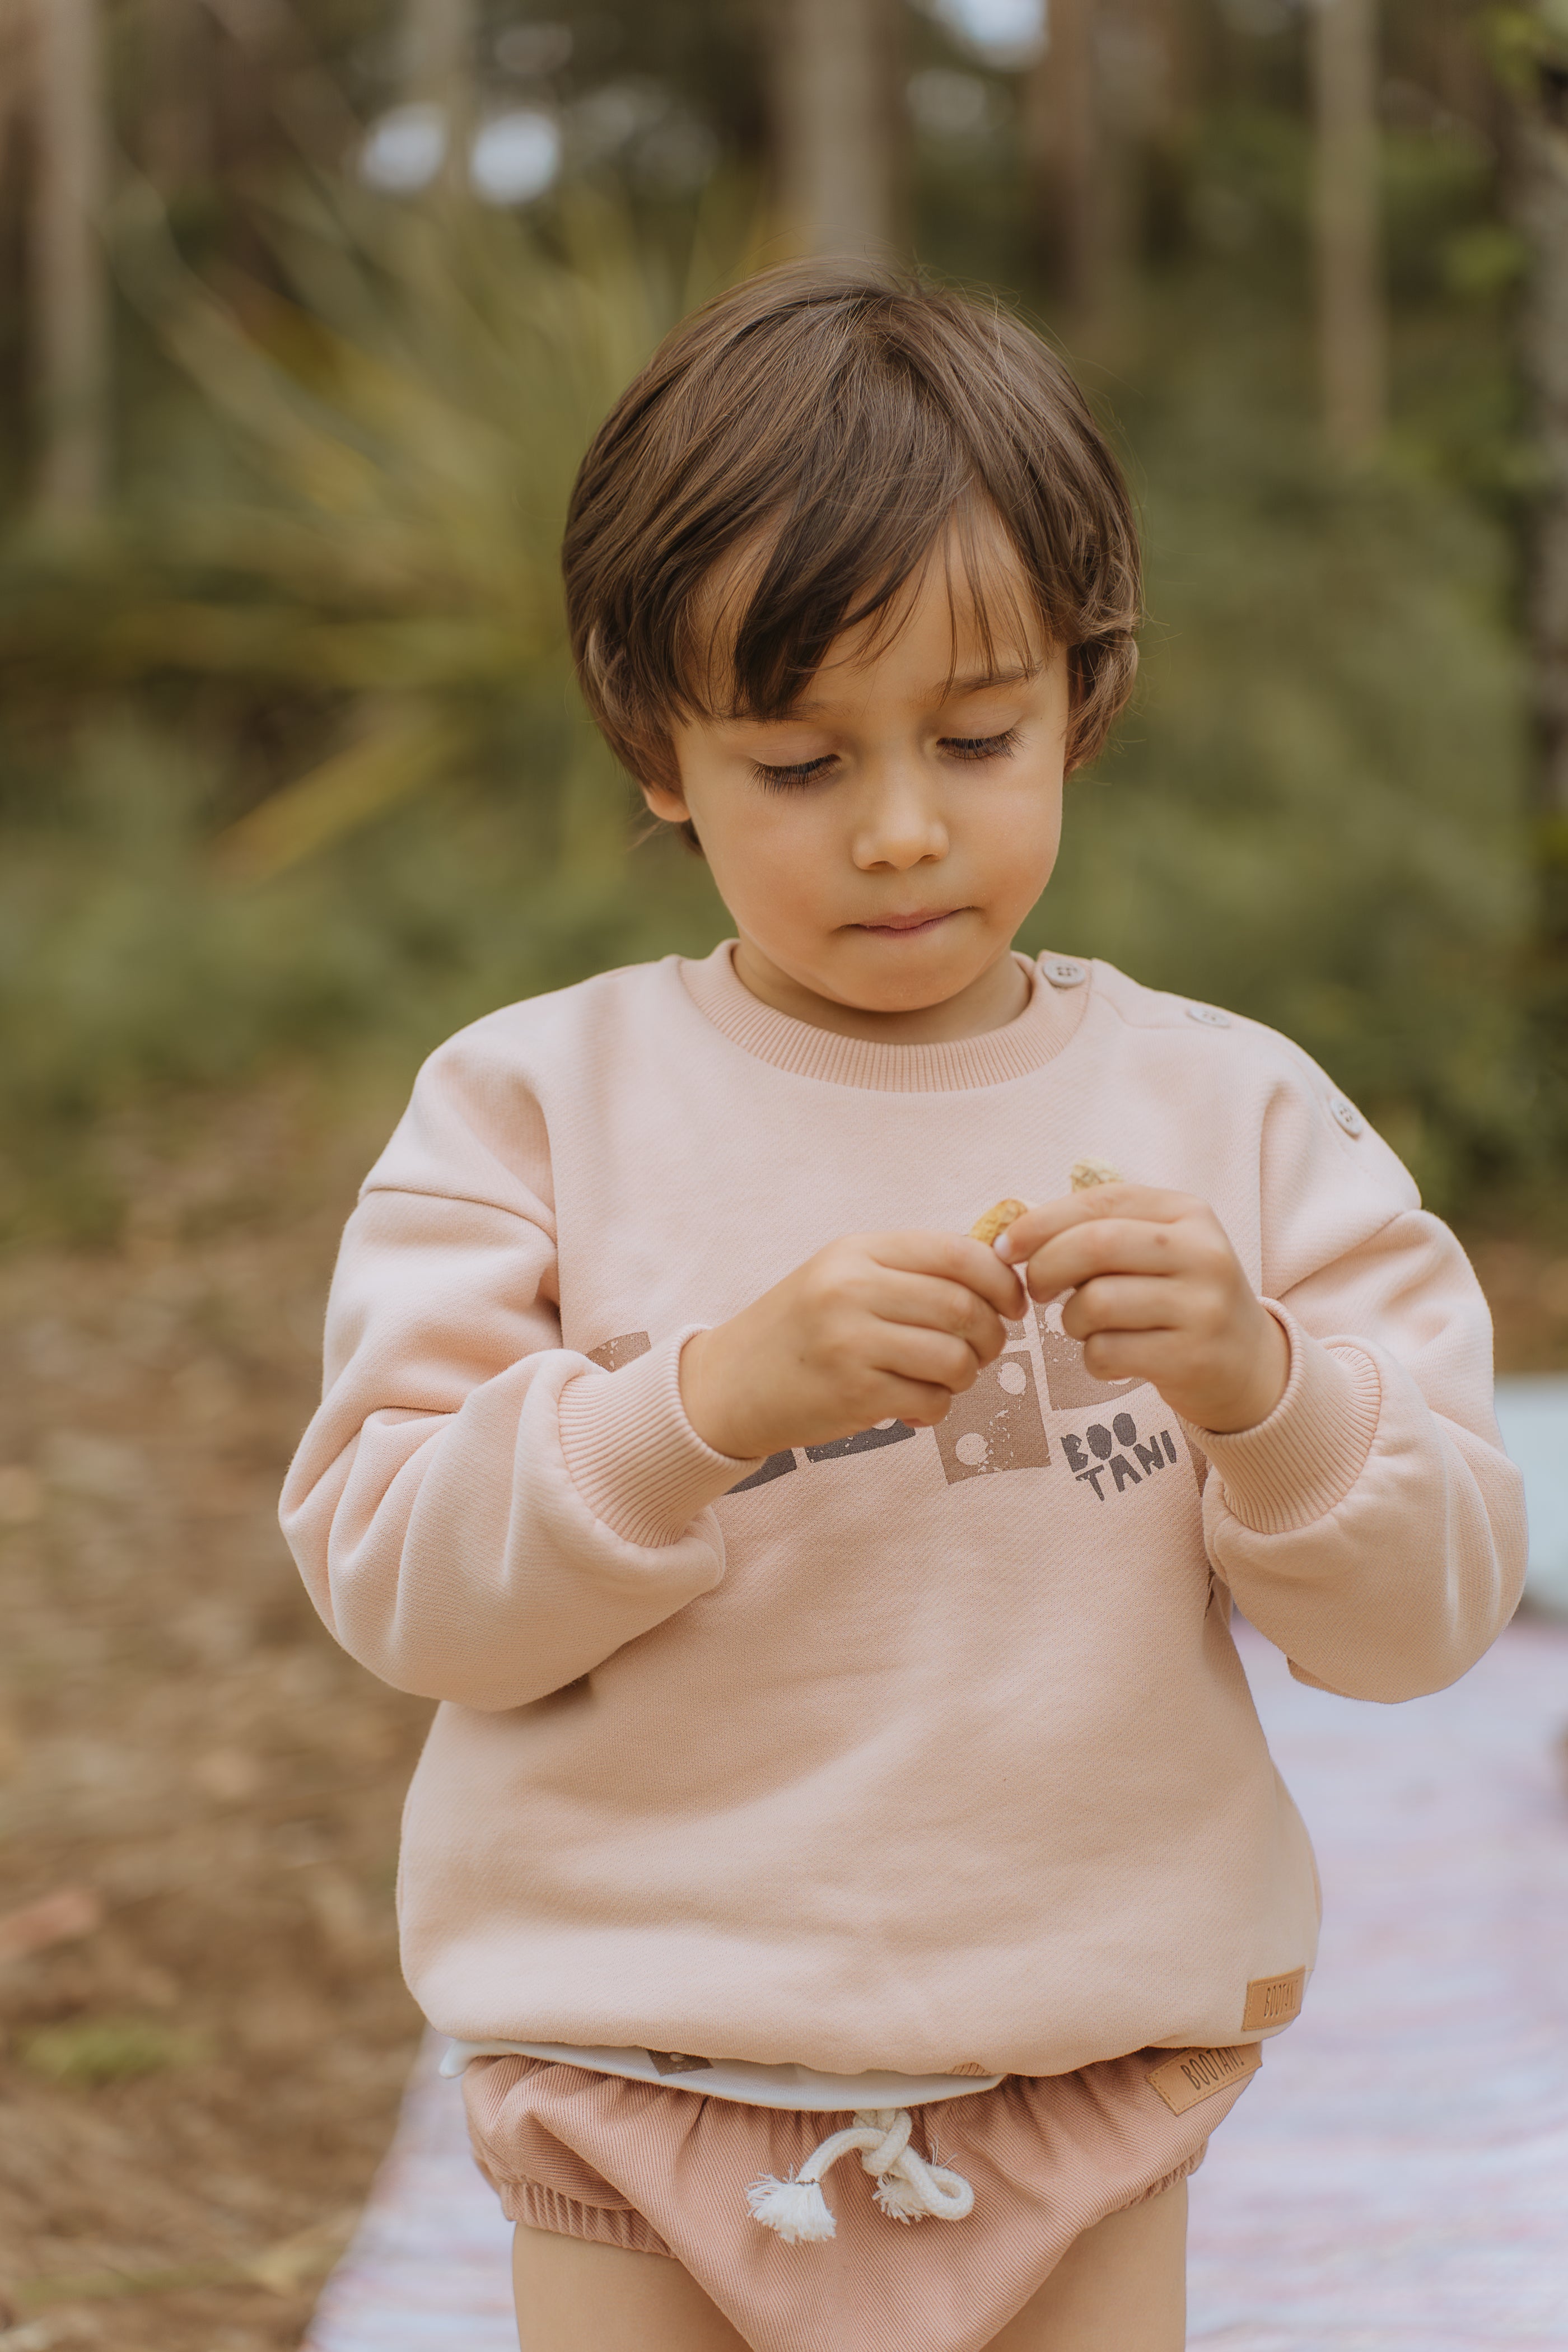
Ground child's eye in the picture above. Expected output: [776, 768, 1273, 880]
[750, 756, 838, 790]
[941, 727, 1021, 762]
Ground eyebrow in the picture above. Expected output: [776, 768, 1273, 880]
[933, 664, 1043, 701]
[735, 663, 1043, 723]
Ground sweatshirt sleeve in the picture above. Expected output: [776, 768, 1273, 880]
[278, 1031, 759, 1710]
[1187, 1074, 1528, 1702]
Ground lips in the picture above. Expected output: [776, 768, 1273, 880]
[855, 910, 958, 935]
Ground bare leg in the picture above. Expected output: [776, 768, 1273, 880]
[987, 2178, 1188, 2352]
[512, 2222, 749, 2352]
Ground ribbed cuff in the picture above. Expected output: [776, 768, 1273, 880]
[557, 1330, 764, 1548]
[1182, 1306, 1381, 1536]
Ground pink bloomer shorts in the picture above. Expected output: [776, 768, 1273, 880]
[463, 2044, 1258, 2352]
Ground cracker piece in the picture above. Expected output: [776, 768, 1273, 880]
[1068, 1159, 1122, 1192]
[969, 1198, 1030, 1248]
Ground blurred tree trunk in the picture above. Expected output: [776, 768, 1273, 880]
[139, 0, 212, 194]
[773, 0, 906, 259]
[1510, 24, 1568, 820]
[32, 0, 110, 521]
[199, 0, 343, 228]
[1157, 0, 1201, 125]
[1, 0, 32, 176]
[404, 0, 476, 190]
[1430, 6, 1499, 136]
[1310, 0, 1388, 456]
[1024, 0, 1100, 315]
[1099, 0, 1180, 289]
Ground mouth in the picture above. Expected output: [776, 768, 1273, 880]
[851, 909, 962, 937]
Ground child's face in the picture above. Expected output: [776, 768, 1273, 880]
[650, 525, 1072, 1023]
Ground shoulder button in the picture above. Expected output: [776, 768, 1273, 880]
[1042, 956, 1088, 990]
[1185, 1002, 1231, 1029]
[1330, 1094, 1366, 1138]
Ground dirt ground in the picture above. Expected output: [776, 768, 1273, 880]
[1, 1089, 1565, 2352]
[0, 1083, 431, 2352]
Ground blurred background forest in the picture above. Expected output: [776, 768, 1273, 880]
[5, 8, 1568, 2346]
[2, 0, 1568, 1244]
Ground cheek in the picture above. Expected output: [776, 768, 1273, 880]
[698, 792, 834, 916]
[984, 768, 1064, 878]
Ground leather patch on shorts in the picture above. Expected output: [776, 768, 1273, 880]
[1145, 2042, 1262, 2116]
[1241, 1967, 1306, 2032]
[645, 2050, 713, 2076]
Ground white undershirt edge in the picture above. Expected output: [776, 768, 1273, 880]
[439, 2040, 1003, 2111]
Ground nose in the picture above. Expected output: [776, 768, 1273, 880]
[850, 764, 949, 873]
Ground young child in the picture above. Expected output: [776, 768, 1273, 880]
[281, 264, 1526, 2352]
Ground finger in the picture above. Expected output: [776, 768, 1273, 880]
[873, 1326, 988, 1396]
[996, 1187, 1200, 1263]
[864, 1271, 1011, 1359]
[1022, 1219, 1190, 1303]
[872, 1377, 961, 1429]
[863, 1230, 1025, 1319]
[1074, 1327, 1193, 1387]
[1061, 1276, 1187, 1340]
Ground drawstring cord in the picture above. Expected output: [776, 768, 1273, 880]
[746, 2107, 974, 2244]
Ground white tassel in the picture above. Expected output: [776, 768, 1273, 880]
[746, 2173, 838, 2244]
[746, 2108, 975, 2247]
[872, 2170, 927, 2223]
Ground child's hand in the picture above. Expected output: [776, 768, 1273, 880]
[680, 1234, 1026, 1462]
[997, 1187, 1289, 1435]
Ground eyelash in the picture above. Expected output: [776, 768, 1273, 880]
[751, 756, 836, 790]
[750, 727, 1021, 791]
[946, 727, 1020, 763]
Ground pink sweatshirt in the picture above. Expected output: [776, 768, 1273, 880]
[281, 945, 1526, 2080]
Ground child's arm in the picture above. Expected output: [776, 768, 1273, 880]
[1001, 1132, 1526, 1703]
[280, 1024, 1015, 1712]
[1187, 1206, 1527, 1700]
[280, 1039, 748, 1711]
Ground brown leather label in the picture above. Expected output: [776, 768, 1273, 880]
[1146, 2041, 1262, 2116]
[587, 1331, 652, 1372]
[1242, 1967, 1306, 2032]
[645, 2048, 712, 2075]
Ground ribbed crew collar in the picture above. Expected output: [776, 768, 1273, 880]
[679, 941, 1089, 1093]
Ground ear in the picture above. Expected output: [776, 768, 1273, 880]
[640, 781, 690, 825]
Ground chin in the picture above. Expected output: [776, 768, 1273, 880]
[835, 955, 974, 1013]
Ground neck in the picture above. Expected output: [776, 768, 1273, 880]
[728, 942, 1032, 1045]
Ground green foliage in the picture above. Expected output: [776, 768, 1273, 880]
[1483, 6, 1568, 91]
[0, 713, 725, 1240]
[1031, 404, 1532, 1207]
[20, 2015, 208, 2088]
[0, 180, 741, 1238]
[8, 175, 750, 870]
[0, 101, 1552, 1234]
[975, 98, 1537, 1211]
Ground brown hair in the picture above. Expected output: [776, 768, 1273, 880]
[562, 261, 1141, 834]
